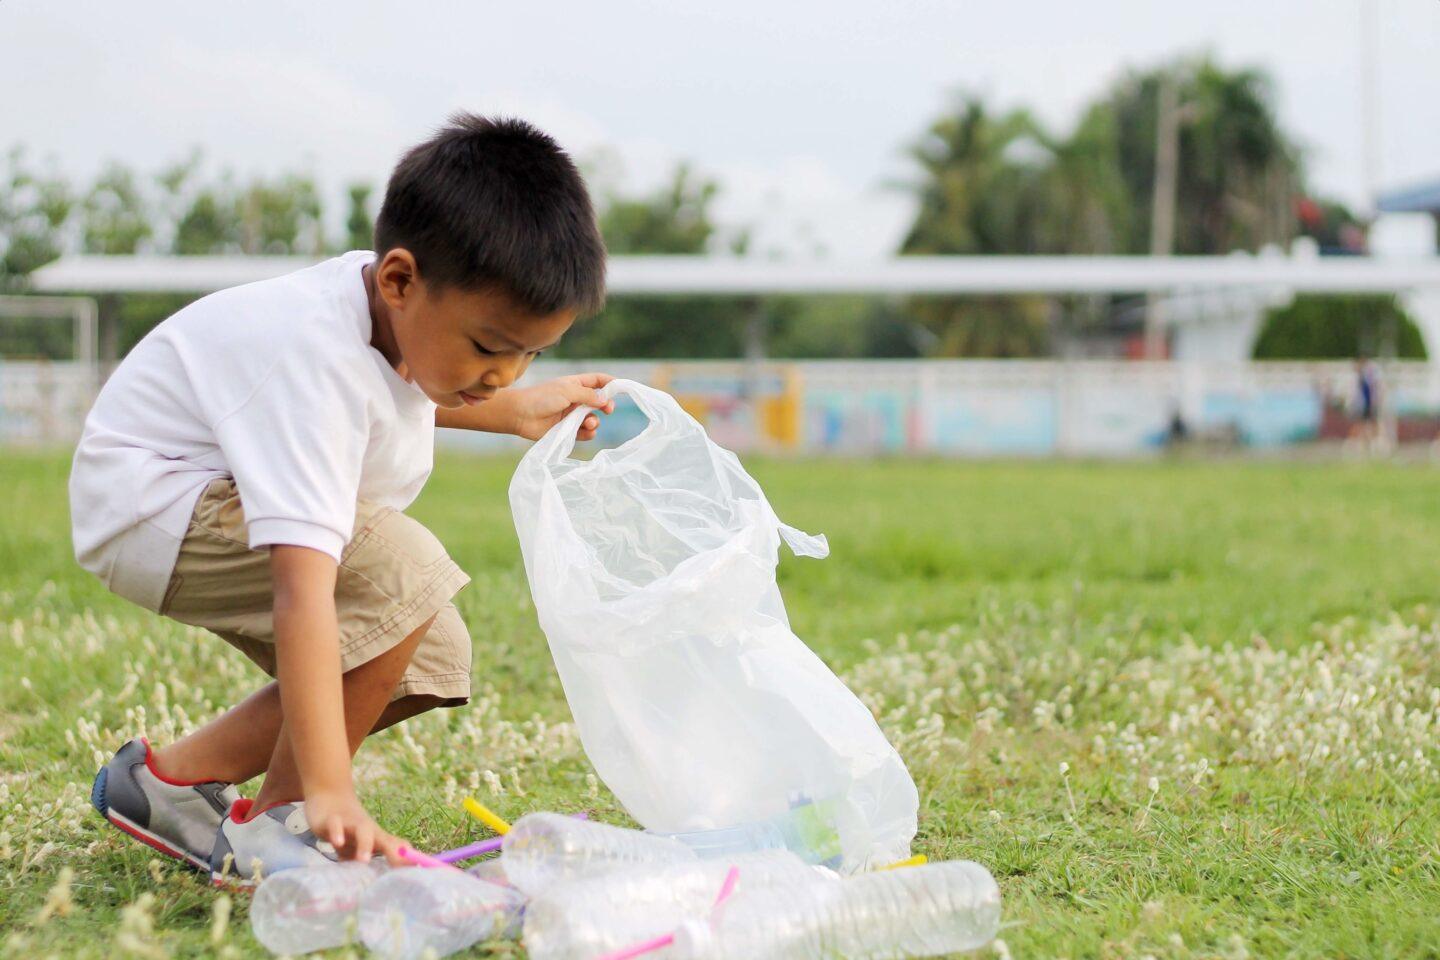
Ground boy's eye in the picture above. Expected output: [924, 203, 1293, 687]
[472, 340, 496, 356]
[532, 350, 544, 358]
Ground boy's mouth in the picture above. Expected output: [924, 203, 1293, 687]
[458, 390, 491, 405]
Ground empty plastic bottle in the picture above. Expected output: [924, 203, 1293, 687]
[659, 797, 852, 868]
[465, 857, 511, 886]
[524, 851, 829, 960]
[357, 868, 525, 960]
[501, 812, 695, 894]
[671, 860, 1001, 960]
[250, 862, 382, 955]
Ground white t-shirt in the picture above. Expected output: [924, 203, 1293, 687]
[70, 251, 437, 611]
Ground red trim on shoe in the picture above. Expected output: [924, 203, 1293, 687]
[228, 797, 290, 824]
[138, 737, 214, 788]
[106, 809, 208, 872]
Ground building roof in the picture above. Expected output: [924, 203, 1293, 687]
[26, 253, 1440, 297]
[1378, 177, 1440, 214]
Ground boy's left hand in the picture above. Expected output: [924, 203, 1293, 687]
[502, 372, 616, 441]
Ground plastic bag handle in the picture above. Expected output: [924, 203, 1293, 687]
[527, 378, 830, 559]
[532, 378, 678, 464]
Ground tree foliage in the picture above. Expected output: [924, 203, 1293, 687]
[1252, 296, 1426, 360]
[345, 184, 374, 251]
[555, 164, 753, 359]
[899, 55, 1351, 357]
[0, 58, 1387, 360]
[1, 151, 327, 266]
[0, 148, 73, 287]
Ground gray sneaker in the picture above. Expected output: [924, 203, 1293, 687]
[91, 738, 240, 873]
[210, 799, 339, 888]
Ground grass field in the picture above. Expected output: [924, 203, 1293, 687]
[1, 450, 1438, 958]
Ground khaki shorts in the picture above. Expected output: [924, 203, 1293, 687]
[160, 478, 473, 705]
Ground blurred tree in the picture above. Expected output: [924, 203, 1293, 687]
[898, 57, 1330, 357]
[1252, 295, 1426, 360]
[556, 164, 752, 358]
[898, 97, 1056, 356]
[173, 184, 243, 253]
[238, 174, 324, 255]
[766, 296, 923, 359]
[81, 163, 153, 254]
[601, 163, 717, 255]
[345, 183, 374, 251]
[0, 148, 73, 288]
[1094, 57, 1300, 254]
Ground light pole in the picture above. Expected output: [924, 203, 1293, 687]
[1361, 0, 1381, 220]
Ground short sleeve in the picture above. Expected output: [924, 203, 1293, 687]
[211, 350, 371, 561]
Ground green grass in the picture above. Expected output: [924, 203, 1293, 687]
[2, 451, 1438, 958]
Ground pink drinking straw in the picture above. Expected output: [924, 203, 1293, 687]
[396, 844, 465, 872]
[592, 866, 741, 960]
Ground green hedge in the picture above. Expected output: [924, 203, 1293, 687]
[1253, 294, 1426, 360]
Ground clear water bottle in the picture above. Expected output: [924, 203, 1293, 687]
[501, 812, 695, 894]
[661, 819, 788, 858]
[524, 851, 827, 960]
[672, 860, 1002, 960]
[249, 862, 381, 955]
[659, 797, 852, 868]
[357, 868, 525, 960]
[465, 857, 511, 886]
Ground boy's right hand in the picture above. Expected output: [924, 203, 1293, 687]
[306, 788, 408, 865]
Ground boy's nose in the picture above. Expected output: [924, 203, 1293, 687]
[481, 357, 525, 390]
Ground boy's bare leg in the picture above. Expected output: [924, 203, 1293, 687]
[152, 615, 437, 793]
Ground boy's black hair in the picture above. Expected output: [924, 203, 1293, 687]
[374, 113, 607, 317]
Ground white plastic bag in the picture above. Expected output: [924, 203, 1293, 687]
[509, 379, 918, 870]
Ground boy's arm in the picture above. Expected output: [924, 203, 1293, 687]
[435, 372, 615, 441]
[434, 397, 516, 433]
[271, 545, 400, 863]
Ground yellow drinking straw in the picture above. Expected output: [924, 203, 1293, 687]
[877, 854, 928, 871]
[462, 796, 512, 835]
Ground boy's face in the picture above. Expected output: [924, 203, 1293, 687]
[371, 251, 577, 409]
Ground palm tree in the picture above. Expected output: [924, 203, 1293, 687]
[899, 97, 1057, 357]
[1099, 57, 1300, 254]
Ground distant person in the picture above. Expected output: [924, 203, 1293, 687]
[1349, 356, 1382, 452]
[1163, 404, 1189, 449]
[70, 115, 614, 884]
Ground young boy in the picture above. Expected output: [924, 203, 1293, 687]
[71, 114, 613, 885]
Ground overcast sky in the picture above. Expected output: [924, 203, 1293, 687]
[3, 1, 1437, 258]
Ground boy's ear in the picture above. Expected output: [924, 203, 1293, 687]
[376, 248, 422, 308]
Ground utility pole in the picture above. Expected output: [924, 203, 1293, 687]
[1144, 75, 1182, 360]
[1361, 0, 1380, 220]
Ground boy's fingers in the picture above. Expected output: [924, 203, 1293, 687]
[354, 824, 374, 864]
[574, 372, 614, 389]
[565, 381, 607, 408]
[327, 817, 345, 851]
[377, 833, 406, 867]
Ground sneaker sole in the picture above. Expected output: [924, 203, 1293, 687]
[210, 870, 257, 891]
[92, 767, 211, 874]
